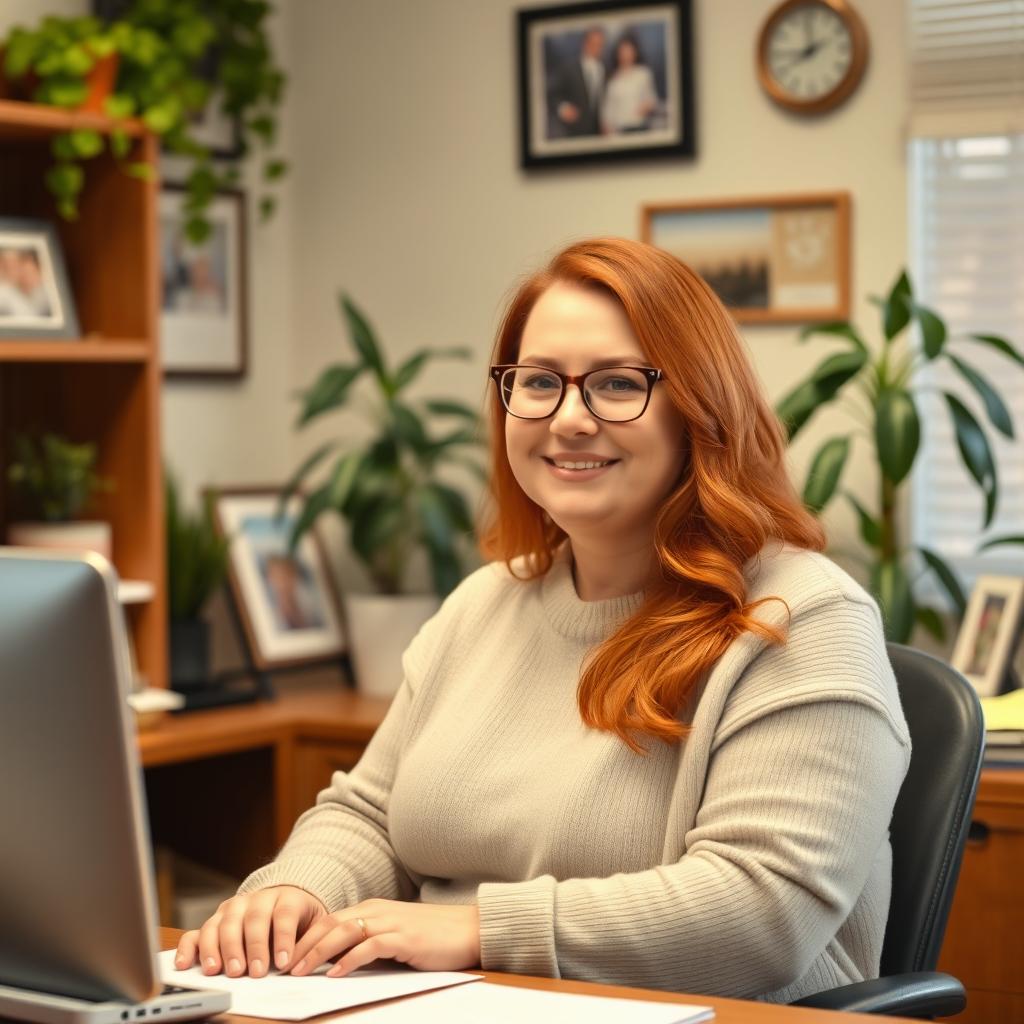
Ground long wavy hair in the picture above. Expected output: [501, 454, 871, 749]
[479, 238, 826, 752]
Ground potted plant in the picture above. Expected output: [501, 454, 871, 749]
[5, 431, 113, 556]
[165, 469, 230, 692]
[776, 269, 1024, 643]
[1, 1, 286, 241]
[282, 294, 486, 696]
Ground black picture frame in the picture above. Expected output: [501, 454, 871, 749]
[0, 218, 81, 340]
[518, 0, 695, 169]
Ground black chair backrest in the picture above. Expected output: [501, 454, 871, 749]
[882, 642, 985, 977]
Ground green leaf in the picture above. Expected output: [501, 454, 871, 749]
[103, 93, 135, 119]
[918, 546, 967, 616]
[425, 543, 462, 597]
[978, 534, 1024, 552]
[945, 392, 998, 527]
[390, 402, 430, 453]
[125, 161, 155, 181]
[870, 558, 914, 643]
[802, 436, 850, 512]
[340, 294, 390, 389]
[798, 321, 868, 354]
[966, 333, 1024, 368]
[424, 399, 480, 421]
[286, 481, 333, 552]
[875, 389, 920, 485]
[775, 348, 868, 440]
[264, 158, 287, 181]
[947, 354, 1013, 438]
[277, 441, 336, 516]
[910, 301, 947, 359]
[393, 347, 470, 392]
[415, 485, 454, 551]
[45, 162, 84, 200]
[326, 450, 364, 507]
[259, 196, 276, 221]
[844, 492, 883, 549]
[914, 606, 947, 643]
[882, 271, 912, 341]
[350, 497, 407, 566]
[297, 364, 363, 426]
[69, 129, 103, 158]
[109, 129, 131, 159]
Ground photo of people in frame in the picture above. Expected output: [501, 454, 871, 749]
[0, 236, 65, 329]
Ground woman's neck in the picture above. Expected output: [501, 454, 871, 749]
[567, 533, 655, 601]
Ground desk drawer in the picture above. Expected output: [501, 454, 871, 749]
[938, 800, 1024, 1002]
[291, 739, 367, 820]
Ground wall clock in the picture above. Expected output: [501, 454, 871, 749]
[757, 0, 869, 115]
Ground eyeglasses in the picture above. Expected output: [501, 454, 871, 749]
[490, 364, 663, 423]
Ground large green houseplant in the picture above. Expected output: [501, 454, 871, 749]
[776, 270, 1024, 643]
[1, 1, 286, 240]
[281, 295, 485, 696]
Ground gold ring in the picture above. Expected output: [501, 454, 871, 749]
[356, 917, 368, 942]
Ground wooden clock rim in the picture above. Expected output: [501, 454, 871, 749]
[757, 0, 869, 115]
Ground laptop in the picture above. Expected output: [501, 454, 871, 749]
[0, 549, 231, 1023]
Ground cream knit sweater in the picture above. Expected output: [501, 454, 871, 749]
[240, 543, 911, 1003]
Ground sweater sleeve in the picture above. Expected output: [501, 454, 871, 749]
[476, 596, 911, 997]
[236, 675, 420, 911]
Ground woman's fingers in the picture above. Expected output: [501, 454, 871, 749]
[289, 917, 364, 975]
[270, 893, 309, 971]
[327, 934, 404, 978]
[173, 930, 199, 970]
[196, 912, 226, 975]
[217, 906, 248, 977]
[242, 896, 277, 978]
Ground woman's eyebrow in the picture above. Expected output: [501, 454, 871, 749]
[516, 355, 644, 369]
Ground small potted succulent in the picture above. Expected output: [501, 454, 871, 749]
[5, 431, 113, 557]
[165, 469, 230, 692]
[282, 295, 486, 697]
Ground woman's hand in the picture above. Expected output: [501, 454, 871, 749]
[287, 899, 480, 977]
[174, 885, 327, 978]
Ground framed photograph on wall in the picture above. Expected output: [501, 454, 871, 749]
[159, 186, 248, 378]
[518, 0, 695, 168]
[641, 192, 851, 324]
[212, 487, 347, 672]
[0, 217, 80, 340]
[951, 575, 1024, 697]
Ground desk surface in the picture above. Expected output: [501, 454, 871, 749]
[159, 929, 906, 1023]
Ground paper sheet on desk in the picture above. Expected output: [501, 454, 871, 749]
[157, 949, 481, 1020]
[334, 981, 714, 1023]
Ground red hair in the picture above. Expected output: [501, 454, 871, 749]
[479, 238, 826, 752]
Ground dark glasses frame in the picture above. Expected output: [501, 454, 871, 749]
[490, 364, 664, 423]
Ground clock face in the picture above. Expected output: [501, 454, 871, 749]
[765, 2, 855, 105]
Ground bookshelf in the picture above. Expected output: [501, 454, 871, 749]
[0, 99, 167, 688]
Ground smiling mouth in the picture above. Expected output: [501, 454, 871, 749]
[541, 457, 620, 471]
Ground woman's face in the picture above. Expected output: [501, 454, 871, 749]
[616, 39, 637, 67]
[504, 282, 687, 543]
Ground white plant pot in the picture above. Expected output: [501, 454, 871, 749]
[7, 520, 112, 560]
[344, 592, 441, 699]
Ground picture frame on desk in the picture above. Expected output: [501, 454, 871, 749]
[212, 487, 347, 672]
[159, 186, 248, 379]
[641, 192, 851, 324]
[951, 574, 1024, 697]
[0, 217, 80, 340]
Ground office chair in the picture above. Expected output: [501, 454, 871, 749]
[791, 642, 984, 1019]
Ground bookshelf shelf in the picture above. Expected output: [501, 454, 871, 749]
[0, 340, 151, 363]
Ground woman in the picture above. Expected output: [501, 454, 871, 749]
[601, 33, 658, 133]
[175, 238, 910, 1002]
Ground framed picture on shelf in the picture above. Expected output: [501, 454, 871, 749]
[518, 0, 695, 168]
[951, 575, 1024, 697]
[0, 217, 80, 340]
[159, 186, 248, 378]
[641, 192, 851, 324]
[212, 487, 347, 672]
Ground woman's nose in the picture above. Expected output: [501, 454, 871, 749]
[550, 384, 598, 436]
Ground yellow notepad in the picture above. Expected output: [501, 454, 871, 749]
[980, 689, 1024, 732]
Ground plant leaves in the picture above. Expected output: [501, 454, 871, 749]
[918, 546, 967, 616]
[393, 347, 471, 392]
[802, 436, 850, 512]
[277, 441, 336, 516]
[390, 402, 430, 454]
[844, 491, 883, 549]
[350, 496, 407, 567]
[286, 481, 333, 553]
[425, 543, 462, 597]
[945, 392, 998, 527]
[870, 558, 914, 643]
[910, 300, 947, 359]
[415, 485, 454, 552]
[966, 333, 1024, 368]
[340, 293, 391, 389]
[978, 534, 1024, 552]
[296, 364, 362, 426]
[775, 348, 868, 440]
[947, 354, 1013, 438]
[798, 321, 868, 354]
[327, 450, 364, 507]
[875, 388, 920, 485]
[914, 606, 947, 643]
[425, 399, 480, 421]
[882, 271, 912, 341]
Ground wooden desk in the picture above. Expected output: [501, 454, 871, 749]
[158, 929, 908, 1023]
[938, 767, 1024, 1022]
[139, 675, 390, 885]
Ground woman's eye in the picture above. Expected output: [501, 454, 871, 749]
[600, 377, 641, 392]
[524, 374, 559, 390]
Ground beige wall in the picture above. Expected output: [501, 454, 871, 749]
[282, 0, 908, 587]
[2, 0, 910, 591]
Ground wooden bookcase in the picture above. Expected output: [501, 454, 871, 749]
[0, 99, 166, 688]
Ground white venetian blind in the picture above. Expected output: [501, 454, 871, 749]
[908, 1, 1024, 588]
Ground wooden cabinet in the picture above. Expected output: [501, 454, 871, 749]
[939, 769, 1024, 1022]
[0, 100, 166, 688]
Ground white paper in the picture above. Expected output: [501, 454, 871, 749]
[335, 981, 714, 1024]
[157, 949, 481, 1021]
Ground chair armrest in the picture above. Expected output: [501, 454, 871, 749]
[789, 972, 966, 1018]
